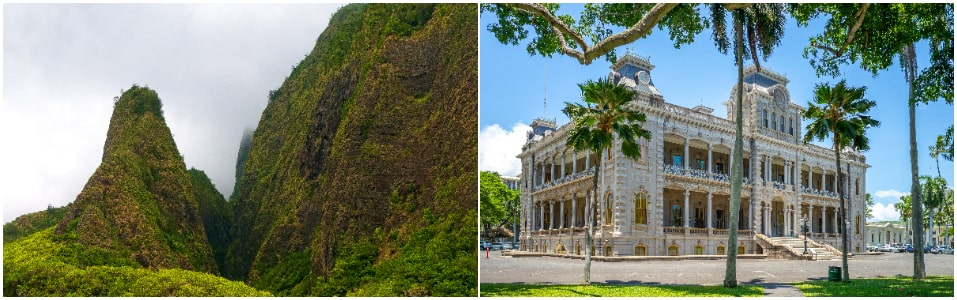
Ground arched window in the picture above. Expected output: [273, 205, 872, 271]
[789, 118, 794, 135]
[856, 215, 861, 234]
[668, 244, 679, 256]
[855, 179, 860, 196]
[605, 244, 612, 256]
[635, 244, 647, 256]
[737, 245, 745, 256]
[763, 109, 768, 128]
[717, 245, 726, 255]
[771, 112, 777, 130]
[576, 241, 581, 255]
[604, 193, 614, 225]
[635, 192, 648, 225]
[779, 115, 785, 132]
[694, 244, 704, 255]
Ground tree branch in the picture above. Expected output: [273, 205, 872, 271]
[511, 3, 679, 65]
[820, 3, 871, 59]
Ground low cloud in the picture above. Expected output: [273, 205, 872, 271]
[874, 189, 908, 200]
[869, 202, 900, 222]
[479, 123, 530, 177]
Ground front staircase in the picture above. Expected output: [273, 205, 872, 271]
[756, 234, 842, 260]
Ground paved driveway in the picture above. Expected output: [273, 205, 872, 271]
[480, 251, 954, 285]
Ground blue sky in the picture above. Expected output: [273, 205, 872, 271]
[479, 4, 954, 222]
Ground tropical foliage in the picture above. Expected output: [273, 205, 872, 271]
[480, 171, 518, 237]
[3, 228, 269, 297]
[563, 77, 652, 284]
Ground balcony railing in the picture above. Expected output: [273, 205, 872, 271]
[800, 186, 838, 198]
[533, 168, 595, 192]
[662, 227, 755, 236]
[772, 181, 786, 190]
[665, 164, 752, 186]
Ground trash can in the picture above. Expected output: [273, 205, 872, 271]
[828, 266, 841, 282]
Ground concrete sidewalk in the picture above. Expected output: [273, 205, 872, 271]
[761, 283, 805, 297]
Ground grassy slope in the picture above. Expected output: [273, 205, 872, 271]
[3, 205, 70, 243]
[226, 3, 477, 296]
[3, 228, 269, 297]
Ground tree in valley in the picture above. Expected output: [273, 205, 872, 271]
[803, 79, 880, 282]
[563, 77, 652, 284]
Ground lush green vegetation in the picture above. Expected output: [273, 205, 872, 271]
[3, 228, 269, 297]
[188, 168, 232, 275]
[3, 204, 69, 243]
[480, 171, 518, 239]
[226, 3, 477, 296]
[794, 276, 954, 297]
[480, 283, 763, 297]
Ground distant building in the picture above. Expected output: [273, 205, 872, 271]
[501, 175, 521, 191]
[517, 53, 869, 257]
[867, 221, 954, 247]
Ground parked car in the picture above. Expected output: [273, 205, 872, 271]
[491, 243, 503, 250]
[879, 244, 894, 252]
[906, 244, 914, 253]
[923, 245, 933, 253]
[930, 245, 941, 254]
[502, 243, 513, 250]
[895, 244, 907, 253]
[938, 246, 954, 254]
[867, 244, 878, 252]
[480, 242, 491, 250]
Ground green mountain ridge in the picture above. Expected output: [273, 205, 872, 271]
[4, 3, 477, 297]
[225, 3, 477, 296]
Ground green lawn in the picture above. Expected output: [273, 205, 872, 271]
[480, 283, 763, 297]
[794, 276, 954, 297]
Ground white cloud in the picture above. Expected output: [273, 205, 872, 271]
[869, 202, 900, 222]
[479, 123, 530, 177]
[874, 189, 908, 200]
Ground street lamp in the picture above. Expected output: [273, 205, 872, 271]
[801, 214, 809, 255]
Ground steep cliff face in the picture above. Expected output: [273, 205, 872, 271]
[226, 3, 477, 295]
[189, 168, 232, 275]
[54, 85, 217, 274]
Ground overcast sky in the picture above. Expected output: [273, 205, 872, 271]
[2, 3, 342, 222]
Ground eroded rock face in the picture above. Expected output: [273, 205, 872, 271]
[56, 85, 218, 274]
[225, 3, 477, 294]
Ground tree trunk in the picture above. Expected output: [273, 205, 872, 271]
[724, 10, 744, 288]
[834, 134, 850, 282]
[584, 150, 601, 285]
[903, 43, 926, 279]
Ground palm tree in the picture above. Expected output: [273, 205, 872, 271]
[895, 194, 913, 244]
[563, 77, 652, 285]
[921, 176, 947, 246]
[803, 79, 880, 282]
[708, 3, 786, 288]
[929, 133, 949, 178]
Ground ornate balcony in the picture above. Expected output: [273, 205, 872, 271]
[532, 168, 595, 192]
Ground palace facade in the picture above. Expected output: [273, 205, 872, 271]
[517, 53, 869, 257]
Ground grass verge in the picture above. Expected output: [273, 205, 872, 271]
[480, 283, 763, 297]
[794, 275, 953, 297]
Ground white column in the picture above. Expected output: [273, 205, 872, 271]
[561, 154, 566, 178]
[683, 138, 690, 171]
[573, 152, 578, 174]
[809, 170, 814, 190]
[549, 201, 555, 230]
[541, 163, 546, 185]
[550, 158, 556, 182]
[809, 205, 815, 233]
[572, 197, 578, 228]
[784, 161, 790, 184]
[540, 202, 545, 230]
[560, 200, 565, 229]
[707, 144, 713, 175]
[706, 192, 713, 229]
[585, 151, 590, 170]
[683, 189, 690, 228]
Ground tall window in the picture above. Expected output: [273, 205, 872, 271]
[856, 215, 861, 234]
[635, 192, 648, 225]
[738, 245, 745, 255]
[604, 194, 613, 225]
[789, 118, 794, 135]
[694, 245, 704, 255]
[780, 115, 785, 132]
[635, 244, 647, 256]
[855, 179, 860, 195]
[668, 245, 679, 256]
[671, 205, 682, 227]
[763, 109, 768, 127]
[717, 245, 726, 255]
[771, 112, 777, 130]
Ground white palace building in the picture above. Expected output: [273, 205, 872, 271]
[516, 53, 868, 259]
